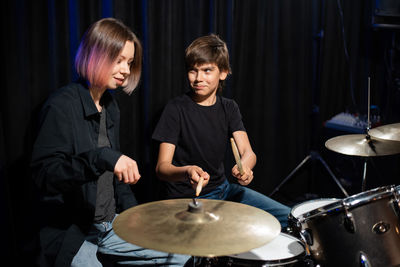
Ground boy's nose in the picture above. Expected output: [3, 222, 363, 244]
[195, 71, 204, 81]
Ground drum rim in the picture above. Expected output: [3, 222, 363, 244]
[292, 185, 396, 223]
[289, 198, 341, 222]
[228, 233, 306, 264]
[343, 185, 396, 207]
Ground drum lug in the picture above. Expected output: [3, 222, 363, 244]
[372, 221, 390, 234]
[300, 229, 313, 246]
[343, 211, 356, 233]
[342, 199, 357, 233]
[359, 252, 371, 267]
[392, 197, 400, 218]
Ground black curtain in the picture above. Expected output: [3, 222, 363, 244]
[2, 0, 399, 265]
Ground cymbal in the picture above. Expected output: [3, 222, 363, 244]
[369, 123, 400, 142]
[325, 134, 400, 157]
[113, 198, 281, 257]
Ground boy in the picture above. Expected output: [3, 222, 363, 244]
[152, 34, 290, 228]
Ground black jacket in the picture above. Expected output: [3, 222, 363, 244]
[31, 81, 137, 267]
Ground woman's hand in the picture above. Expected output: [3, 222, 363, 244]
[114, 155, 141, 184]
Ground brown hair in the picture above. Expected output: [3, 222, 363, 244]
[185, 34, 231, 93]
[75, 18, 142, 94]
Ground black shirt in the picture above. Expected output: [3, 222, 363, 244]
[31, 80, 137, 266]
[152, 92, 245, 198]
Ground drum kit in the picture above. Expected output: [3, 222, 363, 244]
[113, 122, 400, 266]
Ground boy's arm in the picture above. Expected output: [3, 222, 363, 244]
[155, 142, 210, 187]
[231, 131, 257, 185]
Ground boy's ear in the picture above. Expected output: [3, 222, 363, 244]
[219, 70, 228, 81]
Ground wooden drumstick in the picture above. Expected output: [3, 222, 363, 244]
[196, 177, 204, 197]
[230, 138, 244, 175]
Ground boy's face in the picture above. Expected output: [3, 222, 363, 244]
[188, 63, 228, 98]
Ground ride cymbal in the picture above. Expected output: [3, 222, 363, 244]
[113, 198, 281, 257]
[369, 123, 400, 142]
[325, 134, 400, 157]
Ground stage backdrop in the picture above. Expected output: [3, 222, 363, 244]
[1, 0, 399, 265]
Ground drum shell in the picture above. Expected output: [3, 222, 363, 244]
[291, 186, 400, 267]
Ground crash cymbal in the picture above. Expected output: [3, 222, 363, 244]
[369, 123, 400, 142]
[113, 198, 281, 257]
[325, 134, 400, 157]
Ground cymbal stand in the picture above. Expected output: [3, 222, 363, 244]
[269, 151, 349, 197]
[361, 77, 372, 192]
[270, 0, 349, 198]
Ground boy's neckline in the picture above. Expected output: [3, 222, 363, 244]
[189, 91, 217, 106]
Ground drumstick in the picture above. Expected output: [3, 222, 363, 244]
[196, 177, 204, 197]
[230, 138, 244, 175]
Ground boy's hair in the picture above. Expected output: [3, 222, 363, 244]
[185, 34, 231, 93]
[75, 18, 142, 94]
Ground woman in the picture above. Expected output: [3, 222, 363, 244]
[32, 18, 189, 266]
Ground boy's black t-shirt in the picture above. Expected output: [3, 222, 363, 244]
[152, 92, 246, 198]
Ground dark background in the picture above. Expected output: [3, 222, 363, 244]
[1, 0, 400, 265]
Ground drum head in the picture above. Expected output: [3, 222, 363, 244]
[291, 198, 339, 218]
[228, 233, 305, 262]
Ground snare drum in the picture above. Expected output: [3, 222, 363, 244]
[289, 186, 400, 267]
[218, 233, 307, 266]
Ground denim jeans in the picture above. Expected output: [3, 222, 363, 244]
[199, 179, 290, 228]
[71, 215, 191, 266]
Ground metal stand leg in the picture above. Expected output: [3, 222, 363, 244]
[269, 151, 349, 197]
[362, 159, 368, 192]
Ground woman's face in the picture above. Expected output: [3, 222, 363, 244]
[106, 41, 135, 89]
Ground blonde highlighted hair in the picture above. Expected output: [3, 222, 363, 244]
[75, 18, 142, 94]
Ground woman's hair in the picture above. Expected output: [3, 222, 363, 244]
[185, 34, 231, 93]
[75, 18, 142, 94]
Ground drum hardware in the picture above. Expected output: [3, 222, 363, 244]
[325, 78, 400, 191]
[270, 151, 350, 198]
[372, 221, 390, 234]
[393, 187, 400, 217]
[269, 0, 350, 200]
[299, 229, 313, 247]
[342, 200, 356, 233]
[288, 186, 400, 266]
[113, 198, 280, 257]
[359, 252, 371, 267]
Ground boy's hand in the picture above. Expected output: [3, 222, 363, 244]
[232, 165, 253, 186]
[186, 166, 210, 190]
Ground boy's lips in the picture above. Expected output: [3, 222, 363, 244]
[193, 84, 206, 89]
